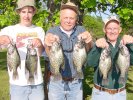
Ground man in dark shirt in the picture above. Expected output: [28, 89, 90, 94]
[87, 16, 133, 100]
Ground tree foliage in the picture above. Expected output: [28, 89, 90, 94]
[83, 15, 104, 39]
[0, 0, 132, 34]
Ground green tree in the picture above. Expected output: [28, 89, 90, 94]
[0, 0, 18, 28]
[0, 0, 132, 32]
[83, 15, 104, 40]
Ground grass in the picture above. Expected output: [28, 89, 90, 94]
[0, 50, 9, 100]
[83, 67, 133, 100]
[0, 50, 133, 100]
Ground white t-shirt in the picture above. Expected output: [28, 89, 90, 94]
[0, 24, 45, 86]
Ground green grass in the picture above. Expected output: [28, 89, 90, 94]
[83, 67, 133, 100]
[0, 50, 133, 100]
[0, 50, 9, 100]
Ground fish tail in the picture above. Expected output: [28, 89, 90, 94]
[53, 73, 62, 81]
[12, 71, 19, 80]
[18, 64, 21, 69]
[28, 74, 34, 84]
[119, 77, 125, 85]
[77, 71, 83, 79]
[102, 78, 109, 86]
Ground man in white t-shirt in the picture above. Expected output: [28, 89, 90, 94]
[0, 0, 45, 100]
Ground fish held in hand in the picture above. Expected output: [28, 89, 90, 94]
[73, 40, 87, 79]
[49, 41, 64, 81]
[99, 47, 111, 86]
[25, 42, 38, 84]
[7, 42, 21, 80]
[116, 43, 130, 85]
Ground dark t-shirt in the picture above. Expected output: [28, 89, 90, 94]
[87, 36, 133, 89]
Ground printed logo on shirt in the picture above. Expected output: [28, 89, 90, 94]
[16, 32, 37, 48]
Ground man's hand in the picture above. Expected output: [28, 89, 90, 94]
[78, 31, 92, 43]
[121, 35, 133, 45]
[95, 38, 109, 48]
[28, 38, 44, 56]
[77, 31, 93, 51]
[31, 38, 43, 48]
[0, 35, 12, 45]
[44, 33, 60, 46]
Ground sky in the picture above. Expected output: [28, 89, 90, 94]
[90, 8, 113, 21]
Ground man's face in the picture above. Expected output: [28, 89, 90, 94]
[18, 6, 35, 26]
[104, 21, 121, 43]
[60, 9, 77, 31]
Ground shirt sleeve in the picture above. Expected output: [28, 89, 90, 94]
[38, 27, 45, 45]
[46, 27, 56, 34]
[0, 26, 12, 36]
[127, 44, 133, 65]
[87, 44, 102, 67]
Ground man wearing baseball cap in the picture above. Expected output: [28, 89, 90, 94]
[0, 0, 45, 100]
[87, 15, 133, 100]
[44, 1, 93, 100]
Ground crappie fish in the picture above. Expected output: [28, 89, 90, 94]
[72, 40, 87, 79]
[7, 42, 21, 80]
[99, 47, 111, 86]
[116, 43, 130, 85]
[25, 43, 38, 84]
[49, 41, 64, 81]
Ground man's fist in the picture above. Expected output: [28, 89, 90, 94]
[44, 33, 60, 46]
[0, 35, 12, 45]
[78, 31, 92, 43]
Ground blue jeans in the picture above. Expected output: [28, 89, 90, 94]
[91, 87, 126, 100]
[48, 77, 83, 100]
[10, 84, 44, 100]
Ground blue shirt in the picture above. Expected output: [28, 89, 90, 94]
[47, 25, 86, 79]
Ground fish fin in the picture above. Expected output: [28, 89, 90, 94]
[8, 66, 12, 71]
[34, 63, 38, 75]
[98, 69, 102, 77]
[61, 59, 65, 71]
[25, 68, 28, 74]
[19, 65, 21, 69]
[7, 61, 13, 71]
[53, 73, 62, 81]
[125, 68, 129, 74]
[12, 71, 19, 80]
[119, 77, 125, 85]
[34, 68, 37, 75]
[102, 78, 109, 86]
[77, 71, 83, 79]
[28, 74, 35, 84]
[61, 64, 65, 71]
[115, 64, 120, 73]
[18, 62, 21, 69]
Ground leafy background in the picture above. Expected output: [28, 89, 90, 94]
[0, 0, 133, 100]
[0, 0, 133, 39]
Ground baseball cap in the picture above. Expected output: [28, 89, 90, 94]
[104, 15, 120, 28]
[60, 1, 79, 14]
[16, 0, 36, 11]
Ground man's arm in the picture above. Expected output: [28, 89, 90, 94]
[87, 44, 102, 67]
[85, 40, 94, 52]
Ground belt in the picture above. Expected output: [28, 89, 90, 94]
[62, 77, 74, 82]
[94, 84, 125, 94]
[50, 72, 75, 82]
